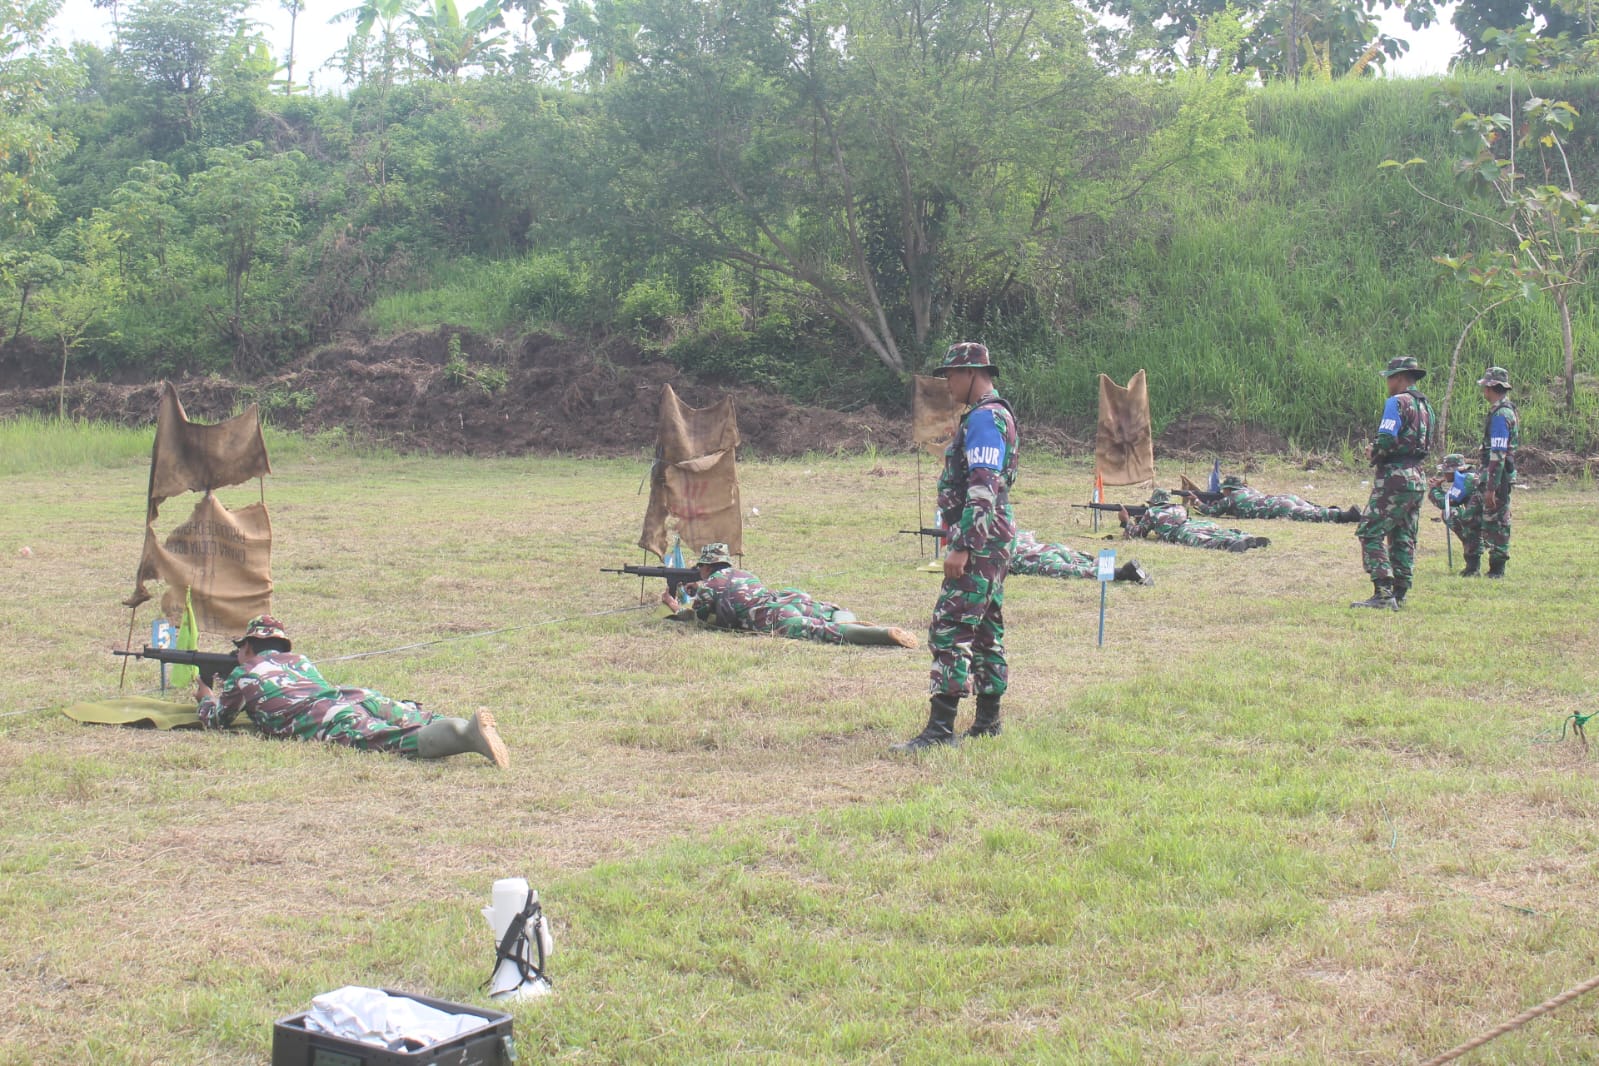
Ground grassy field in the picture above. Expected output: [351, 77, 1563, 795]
[2, 425, 1597, 1064]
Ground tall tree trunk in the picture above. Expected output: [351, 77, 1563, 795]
[285, 4, 299, 93]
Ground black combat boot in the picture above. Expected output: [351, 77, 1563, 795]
[1487, 557, 1506, 579]
[1338, 505, 1362, 523]
[1350, 582, 1399, 611]
[965, 694, 1002, 738]
[1459, 554, 1480, 577]
[890, 694, 960, 753]
[1114, 560, 1153, 586]
[1392, 581, 1409, 607]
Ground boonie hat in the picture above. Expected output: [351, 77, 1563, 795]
[933, 342, 997, 377]
[1147, 488, 1172, 506]
[1219, 475, 1246, 489]
[1476, 366, 1512, 390]
[235, 614, 290, 650]
[1382, 356, 1427, 380]
[697, 543, 733, 569]
[1437, 453, 1467, 473]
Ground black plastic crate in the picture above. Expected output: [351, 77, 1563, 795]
[271, 989, 515, 1066]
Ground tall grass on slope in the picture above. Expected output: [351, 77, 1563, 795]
[1012, 75, 1599, 452]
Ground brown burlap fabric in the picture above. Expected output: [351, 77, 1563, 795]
[125, 382, 274, 630]
[911, 375, 961, 457]
[145, 381, 271, 519]
[639, 385, 743, 559]
[1095, 370, 1155, 486]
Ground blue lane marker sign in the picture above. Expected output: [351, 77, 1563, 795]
[1096, 549, 1115, 647]
[151, 618, 175, 691]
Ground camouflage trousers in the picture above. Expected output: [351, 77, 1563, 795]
[929, 548, 1010, 698]
[1482, 486, 1512, 561]
[267, 695, 438, 755]
[1357, 470, 1424, 587]
[1171, 523, 1253, 550]
[1009, 548, 1095, 580]
[1446, 511, 1482, 557]
[749, 592, 848, 644]
[1236, 500, 1334, 522]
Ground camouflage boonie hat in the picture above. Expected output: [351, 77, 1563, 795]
[1476, 366, 1512, 390]
[697, 543, 733, 569]
[235, 614, 290, 650]
[1147, 488, 1172, 506]
[933, 342, 997, 377]
[1381, 355, 1427, 380]
[1437, 453, 1467, 473]
[1219, 475, 1246, 489]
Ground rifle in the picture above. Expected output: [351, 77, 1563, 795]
[898, 527, 948, 540]
[113, 646, 240, 686]
[600, 564, 702, 593]
[1173, 488, 1225, 503]
[1073, 503, 1147, 517]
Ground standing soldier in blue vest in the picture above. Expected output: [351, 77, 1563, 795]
[893, 342, 1019, 751]
[1351, 356, 1434, 610]
[1476, 366, 1519, 578]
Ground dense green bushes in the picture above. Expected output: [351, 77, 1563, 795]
[5, 0, 1599, 454]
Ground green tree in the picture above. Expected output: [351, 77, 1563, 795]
[581, 0, 1248, 374]
[117, 0, 264, 148]
[1386, 85, 1599, 428]
[0, 0, 79, 236]
[188, 143, 302, 368]
[26, 216, 125, 416]
[406, 0, 507, 79]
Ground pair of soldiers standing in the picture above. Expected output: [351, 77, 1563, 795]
[1352, 359, 1518, 609]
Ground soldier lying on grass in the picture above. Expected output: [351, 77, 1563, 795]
[196, 615, 509, 767]
[1008, 530, 1153, 585]
[660, 543, 917, 647]
[1120, 490, 1270, 553]
[1188, 475, 1360, 523]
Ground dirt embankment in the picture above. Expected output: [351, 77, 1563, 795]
[0, 329, 915, 458]
[1, 328, 1590, 474]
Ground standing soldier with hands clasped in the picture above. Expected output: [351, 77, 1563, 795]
[892, 342, 1019, 752]
[1476, 366, 1519, 579]
[1351, 356, 1434, 611]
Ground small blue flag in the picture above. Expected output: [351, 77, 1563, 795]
[1208, 459, 1221, 493]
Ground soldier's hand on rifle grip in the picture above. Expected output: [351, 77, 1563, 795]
[943, 549, 970, 581]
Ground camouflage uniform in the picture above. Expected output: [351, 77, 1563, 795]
[1427, 453, 1484, 560]
[928, 375, 1018, 699]
[1008, 530, 1096, 579]
[1353, 356, 1434, 608]
[1124, 491, 1266, 552]
[893, 344, 1018, 752]
[691, 568, 852, 644]
[1194, 476, 1347, 522]
[199, 651, 438, 753]
[1477, 367, 1519, 573]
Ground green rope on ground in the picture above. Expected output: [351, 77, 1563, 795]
[1558, 710, 1595, 750]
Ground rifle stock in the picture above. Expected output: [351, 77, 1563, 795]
[1074, 502, 1146, 517]
[897, 527, 948, 539]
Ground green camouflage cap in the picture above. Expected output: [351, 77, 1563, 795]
[933, 342, 997, 377]
[697, 543, 733, 569]
[1147, 488, 1172, 506]
[1476, 366, 1512, 390]
[234, 614, 290, 650]
[1382, 355, 1427, 380]
[1219, 475, 1246, 489]
[1437, 453, 1467, 473]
